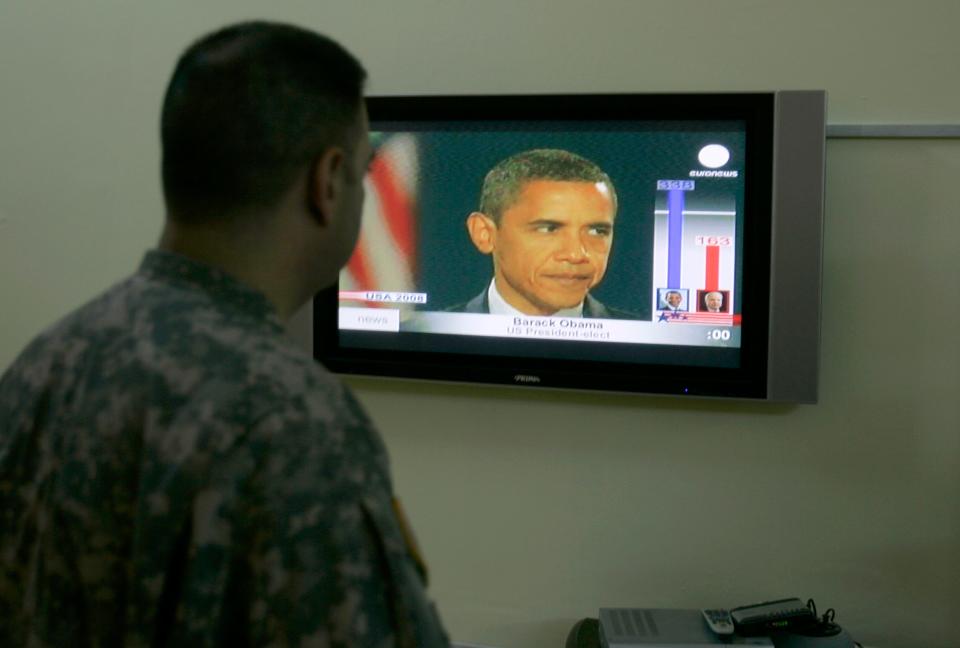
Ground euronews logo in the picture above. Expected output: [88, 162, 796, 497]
[690, 144, 739, 178]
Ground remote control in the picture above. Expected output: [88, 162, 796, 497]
[702, 608, 735, 635]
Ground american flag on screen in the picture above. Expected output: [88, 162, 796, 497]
[341, 134, 418, 305]
[658, 311, 741, 326]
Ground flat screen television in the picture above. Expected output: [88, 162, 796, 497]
[303, 91, 826, 402]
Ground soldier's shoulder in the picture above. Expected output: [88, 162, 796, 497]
[246, 338, 362, 424]
[2, 276, 143, 378]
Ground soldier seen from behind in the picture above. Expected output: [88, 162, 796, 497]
[0, 21, 449, 648]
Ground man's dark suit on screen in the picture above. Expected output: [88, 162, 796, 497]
[449, 287, 638, 320]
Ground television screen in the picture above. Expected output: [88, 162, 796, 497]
[311, 93, 825, 401]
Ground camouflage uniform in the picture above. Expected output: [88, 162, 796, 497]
[0, 250, 449, 648]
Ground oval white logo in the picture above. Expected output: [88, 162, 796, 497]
[698, 144, 731, 169]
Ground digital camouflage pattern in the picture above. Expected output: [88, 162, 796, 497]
[0, 250, 448, 648]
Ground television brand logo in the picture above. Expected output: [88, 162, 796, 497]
[514, 374, 541, 384]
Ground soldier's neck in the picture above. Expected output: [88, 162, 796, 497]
[158, 219, 301, 321]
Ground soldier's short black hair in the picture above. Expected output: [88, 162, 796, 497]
[479, 148, 618, 225]
[161, 21, 367, 223]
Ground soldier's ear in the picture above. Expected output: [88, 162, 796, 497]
[466, 212, 496, 254]
[307, 146, 347, 226]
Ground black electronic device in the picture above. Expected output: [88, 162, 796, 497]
[771, 626, 857, 648]
[729, 598, 817, 636]
[309, 91, 826, 402]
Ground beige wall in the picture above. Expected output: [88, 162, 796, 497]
[2, 2, 958, 647]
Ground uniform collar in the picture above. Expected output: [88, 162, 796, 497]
[139, 249, 284, 333]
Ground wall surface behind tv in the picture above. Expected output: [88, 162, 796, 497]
[1, 2, 958, 647]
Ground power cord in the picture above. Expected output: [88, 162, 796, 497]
[803, 598, 847, 638]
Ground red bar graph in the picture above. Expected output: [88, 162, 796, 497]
[705, 245, 720, 291]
